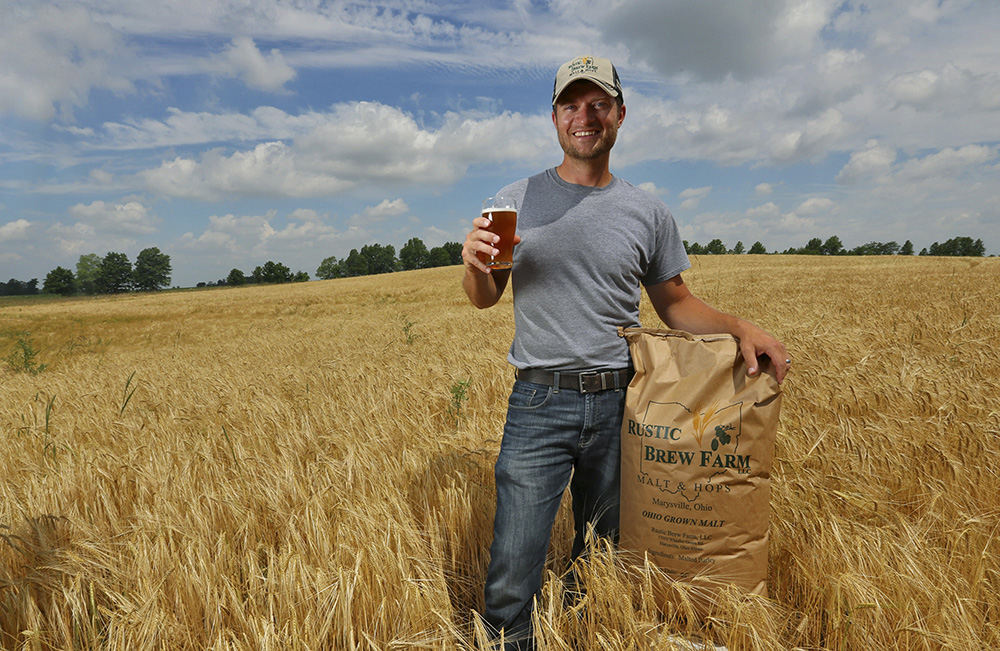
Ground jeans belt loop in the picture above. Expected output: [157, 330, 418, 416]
[552, 371, 560, 394]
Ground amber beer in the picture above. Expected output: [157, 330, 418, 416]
[478, 195, 518, 269]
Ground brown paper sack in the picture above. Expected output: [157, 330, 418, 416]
[618, 327, 782, 600]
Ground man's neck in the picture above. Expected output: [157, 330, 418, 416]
[554, 157, 614, 187]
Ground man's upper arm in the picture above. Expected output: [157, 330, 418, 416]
[644, 274, 690, 326]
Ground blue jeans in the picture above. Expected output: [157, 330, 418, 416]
[483, 379, 625, 649]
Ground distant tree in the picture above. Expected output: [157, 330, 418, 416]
[399, 237, 430, 270]
[802, 237, 823, 255]
[293, 271, 310, 282]
[316, 256, 344, 280]
[919, 247, 928, 256]
[43, 266, 76, 296]
[343, 249, 368, 277]
[687, 241, 704, 255]
[96, 252, 132, 293]
[360, 243, 397, 274]
[850, 241, 899, 256]
[427, 246, 452, 267]
[256, 260, 293, 283]
[730, 241, 745, 255]
[76, 253, 102, 295]
[900, 240, 914, 256]
[226, 268, 247, 285]
[820, 236, 844, 256]
[133, 247, 172, 291]
[1, 278, 39, 296]
[927, 236, 985, 256]
[442, 241, 463, 265]
[704, 239, 727, 255]
[748, 241, 767, 254]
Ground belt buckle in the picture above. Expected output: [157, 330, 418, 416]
[578, 371, 604, 393]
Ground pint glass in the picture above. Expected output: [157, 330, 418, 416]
[478, 194, 518, 269]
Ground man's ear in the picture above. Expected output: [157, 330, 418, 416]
[617, 103, 626, 126]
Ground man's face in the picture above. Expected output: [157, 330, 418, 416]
[552, 81, 625, 162]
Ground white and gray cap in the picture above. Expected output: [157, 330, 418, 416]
[552, 56, 624, 106]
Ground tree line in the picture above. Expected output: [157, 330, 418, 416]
[2, 235, 988, 297]
[314, 239, 463, 279]
[684, 235, 987, 257]
[2, 248, 172, 297]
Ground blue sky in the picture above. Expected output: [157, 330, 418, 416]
[1, 0, 998, 287]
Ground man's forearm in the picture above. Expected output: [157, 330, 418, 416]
[463, 267, 510, 309]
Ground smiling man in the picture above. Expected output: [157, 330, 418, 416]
[461, 56, 789, 650]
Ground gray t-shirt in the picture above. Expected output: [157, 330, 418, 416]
[501, 168, 690, 371]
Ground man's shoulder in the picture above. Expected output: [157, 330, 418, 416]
[610, 177, 673, 216]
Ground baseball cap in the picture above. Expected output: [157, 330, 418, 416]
[552, 56, 624, 106]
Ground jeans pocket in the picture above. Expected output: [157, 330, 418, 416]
[507, 380, 553, 410]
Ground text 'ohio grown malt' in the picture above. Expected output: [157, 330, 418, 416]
[619, 327, 782, 603]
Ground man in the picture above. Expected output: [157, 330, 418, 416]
[461, 56, 789, 648]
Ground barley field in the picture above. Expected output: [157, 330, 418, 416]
[1, 255, 998, 650]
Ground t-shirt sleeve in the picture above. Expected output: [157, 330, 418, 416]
[642, 206, 691, 286]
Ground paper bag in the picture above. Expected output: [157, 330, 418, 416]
[618, 327, 782, 597]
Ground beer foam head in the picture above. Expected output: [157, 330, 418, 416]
[552, 56, 623, 106]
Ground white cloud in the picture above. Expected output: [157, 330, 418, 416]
[796, 197, 835, 215]
[755, 183, 774, 196]
[68, 200, 158, 234]
[0, 4, 135, 120]
[678, 186, 712, 210]
[896, 145, 995, 182]
[139, 103, 553, 200]
[214, 37, 296, 93]
[637, 182, 668, 198]
[0, 219, 32, 241]
[836, 140, 898, 184]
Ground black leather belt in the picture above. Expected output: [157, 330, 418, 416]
[515, 368, 633, 393]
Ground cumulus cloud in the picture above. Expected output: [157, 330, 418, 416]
[139, 102, 553, 200]
[836, 140, 898, 184]
[796, 197, 835, 215]
[678, 186, 712, 210]
[755, 183, 774, 196]
[0, 219, 32, 241]
[213, 37, 296, 92]
[0, 4, 135, 120]
[68, 200, 158, 234]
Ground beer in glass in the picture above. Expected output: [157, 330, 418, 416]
[479, 194, 518, 269]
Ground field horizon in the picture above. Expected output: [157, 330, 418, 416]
[2, 255, 998, 649]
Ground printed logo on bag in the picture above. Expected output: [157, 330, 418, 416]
[625, 400, 747, 502]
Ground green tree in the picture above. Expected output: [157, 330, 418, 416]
[802, 238, 823, 255]
[748, 241, 767, 254]
[316, 256, 344, 279]
[293, 271, 310, 282]
[343, 249, 368, 276]
[399, 237, 430, 270]
[730, 241, 745, 254]
[686, 241, 704, 255]
[361, 243, 397, 274]
[256, 261, 293, 283]
[226, 268, 247, 285]
[900, 240, 914, 256]
[132, 247, 172, 291]
[820, 236, 844, 256]
[43, 266, 76, 296]
[427, 247, 452, 267]
[96, 252, 132, 293]
[442, 241, 463, 265]
[928, 236, 985, 256]
[704, 239, 727, 255]
[76, 253, 101, 294]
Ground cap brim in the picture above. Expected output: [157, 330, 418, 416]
[552, 77, 620, 105]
